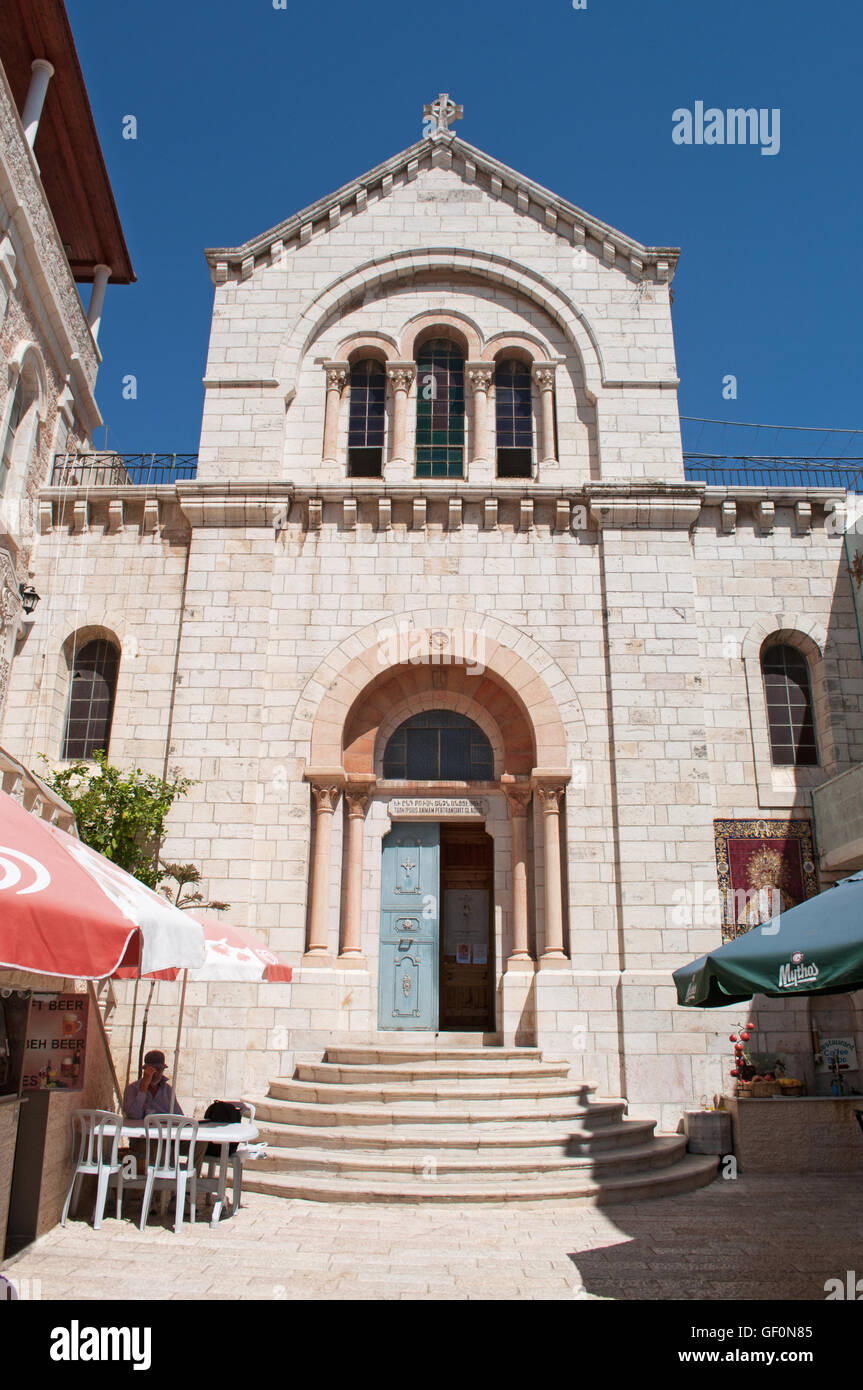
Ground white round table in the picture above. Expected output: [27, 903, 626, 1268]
[119, 1120, 259, 1226]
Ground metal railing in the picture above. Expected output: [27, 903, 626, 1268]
[684, 455, 863, 491]
[50, 453, 198, 487]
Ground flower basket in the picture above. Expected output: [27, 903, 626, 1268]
[736, 1081, 753, 1098]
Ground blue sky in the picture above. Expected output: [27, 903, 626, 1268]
[69, 0, 863, 461]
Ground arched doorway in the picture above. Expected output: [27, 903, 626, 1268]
[377, 712, 496, 1031]
[301, 631, 574, 1025]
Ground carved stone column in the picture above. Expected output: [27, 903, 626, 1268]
[0, 554, 22, 724]
[532, 770, 570, 966]
[322, 362, 349, 464]
[340, 775, 376, 967]
[467, 363, 494, 467]
[532, 363, 558, 465]
[502, 777, 533, 970]
[386, 361, 416, 467]
[303, 772, 345, 964]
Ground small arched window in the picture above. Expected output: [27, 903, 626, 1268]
[347, 358, 386, 477]
[383, 711, 494, 781]
[761, 642, 818, 766]
[495, 359, 533, 477]
[1, 358, 42, 499]
[0, 378, 23, 496]
[62, 639, 120, 760]
[415, 338, 465, 478]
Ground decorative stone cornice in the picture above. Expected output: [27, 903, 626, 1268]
[175, 482, 294, 529]
[586, 482, 704, 530]
[36, 478, 848, 540]
[204, 133, 681, 285]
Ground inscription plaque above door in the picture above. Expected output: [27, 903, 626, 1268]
[388, 797, 488, 820]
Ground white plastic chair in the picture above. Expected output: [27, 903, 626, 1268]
[61, 1110, 125, 1230]
[138, 1114, 199, 1234]
[199, 1101, 260, 1223]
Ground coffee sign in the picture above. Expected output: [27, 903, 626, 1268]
[815, 1036, 858, 1074]
[388, 797, 487, 820]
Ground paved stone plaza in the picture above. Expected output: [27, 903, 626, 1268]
[3, 1174, 861, 1301]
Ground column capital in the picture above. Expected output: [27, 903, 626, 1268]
[532, 362, 557, 392]
[386, 361, 416, 392]
[466, 363, 494, 393]
[501, 775, 532, 816]
[305, 768, 346, 813]
[345, 775, 376, 817]
[323, 360, 349, 391]
[531, 768, 570, 813]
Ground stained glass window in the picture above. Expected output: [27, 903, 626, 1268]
[415, 339, 465, 478]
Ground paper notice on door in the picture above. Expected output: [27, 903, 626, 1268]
[456, 943, 471, 964]
[472, 943, 487, 966]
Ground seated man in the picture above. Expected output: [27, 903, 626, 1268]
[123, 1049, 183, 1120]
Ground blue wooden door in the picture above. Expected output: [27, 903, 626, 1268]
[378, 823, 439, 1030]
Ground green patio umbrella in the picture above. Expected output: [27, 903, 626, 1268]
[674, 870, 863, 1007]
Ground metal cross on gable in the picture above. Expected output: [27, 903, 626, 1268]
[423, 92, 463, 135]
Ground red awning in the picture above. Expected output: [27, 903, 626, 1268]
[0, 791, 205, 981]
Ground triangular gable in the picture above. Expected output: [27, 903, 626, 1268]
[204, 132, 679, 287]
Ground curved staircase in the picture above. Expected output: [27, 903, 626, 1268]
[241, 1045, 719, 1203]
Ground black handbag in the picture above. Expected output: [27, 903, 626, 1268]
[203, 1099, 243, 1156]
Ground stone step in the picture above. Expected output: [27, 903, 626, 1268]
[268, 1077, 586, 1106]
[243, 1135, 688, 1180]
[296, 1060, 573, 1084]
[248, 1113, 655, 1154]
[240, 1153, 720, 1205]
[324, 1045, 544, 1065]
[252, 1094, 627, 1129]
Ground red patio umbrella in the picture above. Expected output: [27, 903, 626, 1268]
[115, 916, 292, 984]
[115, 914, 292, 1098]
[0, 791, 206, 981]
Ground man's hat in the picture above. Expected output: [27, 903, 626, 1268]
[143, 1050, 166, 1071]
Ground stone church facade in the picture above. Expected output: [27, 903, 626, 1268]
[4, 99, 862, 1128]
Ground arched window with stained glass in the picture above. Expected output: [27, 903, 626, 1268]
[415, 338, 465, 478]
